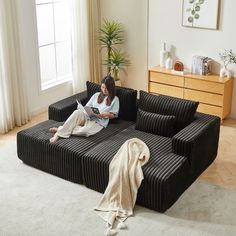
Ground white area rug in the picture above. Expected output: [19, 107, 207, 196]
[1, 140, 236, 236]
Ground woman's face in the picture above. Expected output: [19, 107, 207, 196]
[101, 83, 109, 96]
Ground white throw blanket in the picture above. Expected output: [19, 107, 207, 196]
[94, 138, 150, 235]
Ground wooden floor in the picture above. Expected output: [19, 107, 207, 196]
[200, 119, 236, 190]
[1, 112, 236, 191]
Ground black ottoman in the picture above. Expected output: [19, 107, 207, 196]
[17, 119, 134, 184]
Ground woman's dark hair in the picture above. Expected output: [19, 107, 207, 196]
[98, 75, 116, 106]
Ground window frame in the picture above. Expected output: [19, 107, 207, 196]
[34, 0, 73, 91]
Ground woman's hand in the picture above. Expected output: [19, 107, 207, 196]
[98, 112, 114, 119]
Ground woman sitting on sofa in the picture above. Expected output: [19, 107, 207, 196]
[49, 75, 119, 143]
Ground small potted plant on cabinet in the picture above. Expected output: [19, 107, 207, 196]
[219, 49, 236, 78]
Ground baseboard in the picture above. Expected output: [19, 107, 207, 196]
[30, 107, 48, 118]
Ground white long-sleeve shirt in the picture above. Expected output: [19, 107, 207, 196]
[86, 92, 120, 128]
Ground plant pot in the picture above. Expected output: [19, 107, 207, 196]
[220, 66, 232, 79]
[115, 80, 122, 86]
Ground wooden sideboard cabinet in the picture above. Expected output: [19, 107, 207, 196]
[148, 66, 233, 120]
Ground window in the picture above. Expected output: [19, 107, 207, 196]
[35, 0, 72, 90]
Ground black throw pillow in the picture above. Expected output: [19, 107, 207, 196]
[139, 90, 199, 132]
[135, 109, 175, 137]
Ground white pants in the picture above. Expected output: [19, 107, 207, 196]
[56, 110, 103, 138]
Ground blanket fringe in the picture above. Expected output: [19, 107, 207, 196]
[104, 228, 117, 236]
[104, 219, 127, 235]
[117, 221, 127, 229]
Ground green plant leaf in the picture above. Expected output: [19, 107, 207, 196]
[188, 16, 194, 23]
[219, 49, 236, 66]
[103, 49, 130, 79]
[98, 19, 125, 48]
[104, 50, 130, 68]
[98, 19, 130, 75]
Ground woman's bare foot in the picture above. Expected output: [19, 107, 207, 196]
[50, 134, 59, 143]
[49, 127, 58, 133]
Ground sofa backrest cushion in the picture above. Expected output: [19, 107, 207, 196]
[86, 81, 137, 121]
[86, 81, 101, 100]
[135, 109, 175, 137]
[139, 90, 199, 132]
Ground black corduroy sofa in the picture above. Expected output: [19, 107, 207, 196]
[17, 81, 221, 212]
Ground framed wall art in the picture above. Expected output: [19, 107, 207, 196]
[182, 0, 220, 30]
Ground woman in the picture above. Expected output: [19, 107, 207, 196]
[49, 76, 119, 143]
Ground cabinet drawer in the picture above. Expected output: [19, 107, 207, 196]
[197, 103, 222, 118]
[149, 72, 184, 87]
[185, 78, 224, 94]
[149, 82, 184, 98]
[184, 89, 223, 106]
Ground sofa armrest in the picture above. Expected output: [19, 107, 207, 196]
[172, 113, 220, 171]
[48, 91, 88, 121]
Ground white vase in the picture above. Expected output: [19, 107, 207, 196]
[220, 66, 231, 79]
[165, 56, 173, 69]
[160, 42, 168, 67]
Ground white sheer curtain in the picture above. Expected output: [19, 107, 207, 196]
[0, 0, 30, 134]
[71, 0, 102, 94]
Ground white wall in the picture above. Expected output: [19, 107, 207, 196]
[15, 0, 236, 119]
[16, 0, 73, 116]
[100, 0, 148, 92]
[148, 0, 236, 118]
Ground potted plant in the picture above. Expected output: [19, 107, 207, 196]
[219, 49, 236, 78]
[104, 50, 130, 82]
[98, 19, 130, 83]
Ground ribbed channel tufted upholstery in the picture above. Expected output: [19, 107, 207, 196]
[82, 126, 189, 212]
[139, 90, 199, 132]
[48, 91, 88, 122]
[136, 109, 176, 137]
[172, 112, 220, 177]
[17, 119, 134, 184]
[17, 88, 220, 213]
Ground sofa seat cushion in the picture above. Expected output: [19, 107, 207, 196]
[17, 119, 134, 184]
[139, 90, 199, 132]
[82, 125, 189, 212]
[86, 81, 137, 121]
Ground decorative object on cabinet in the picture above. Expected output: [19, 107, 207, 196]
[160, 42, 168, 67]
[174, 61, 184, 71]
[182, 0, 220, 30]
[171, 61, 186, 75]
[220, 67, 231, 79]
[192, 56, 212, 75]
[219, 49, 236, 79]
[165, 54, 173, 69]
[148, 66, 233, 121]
